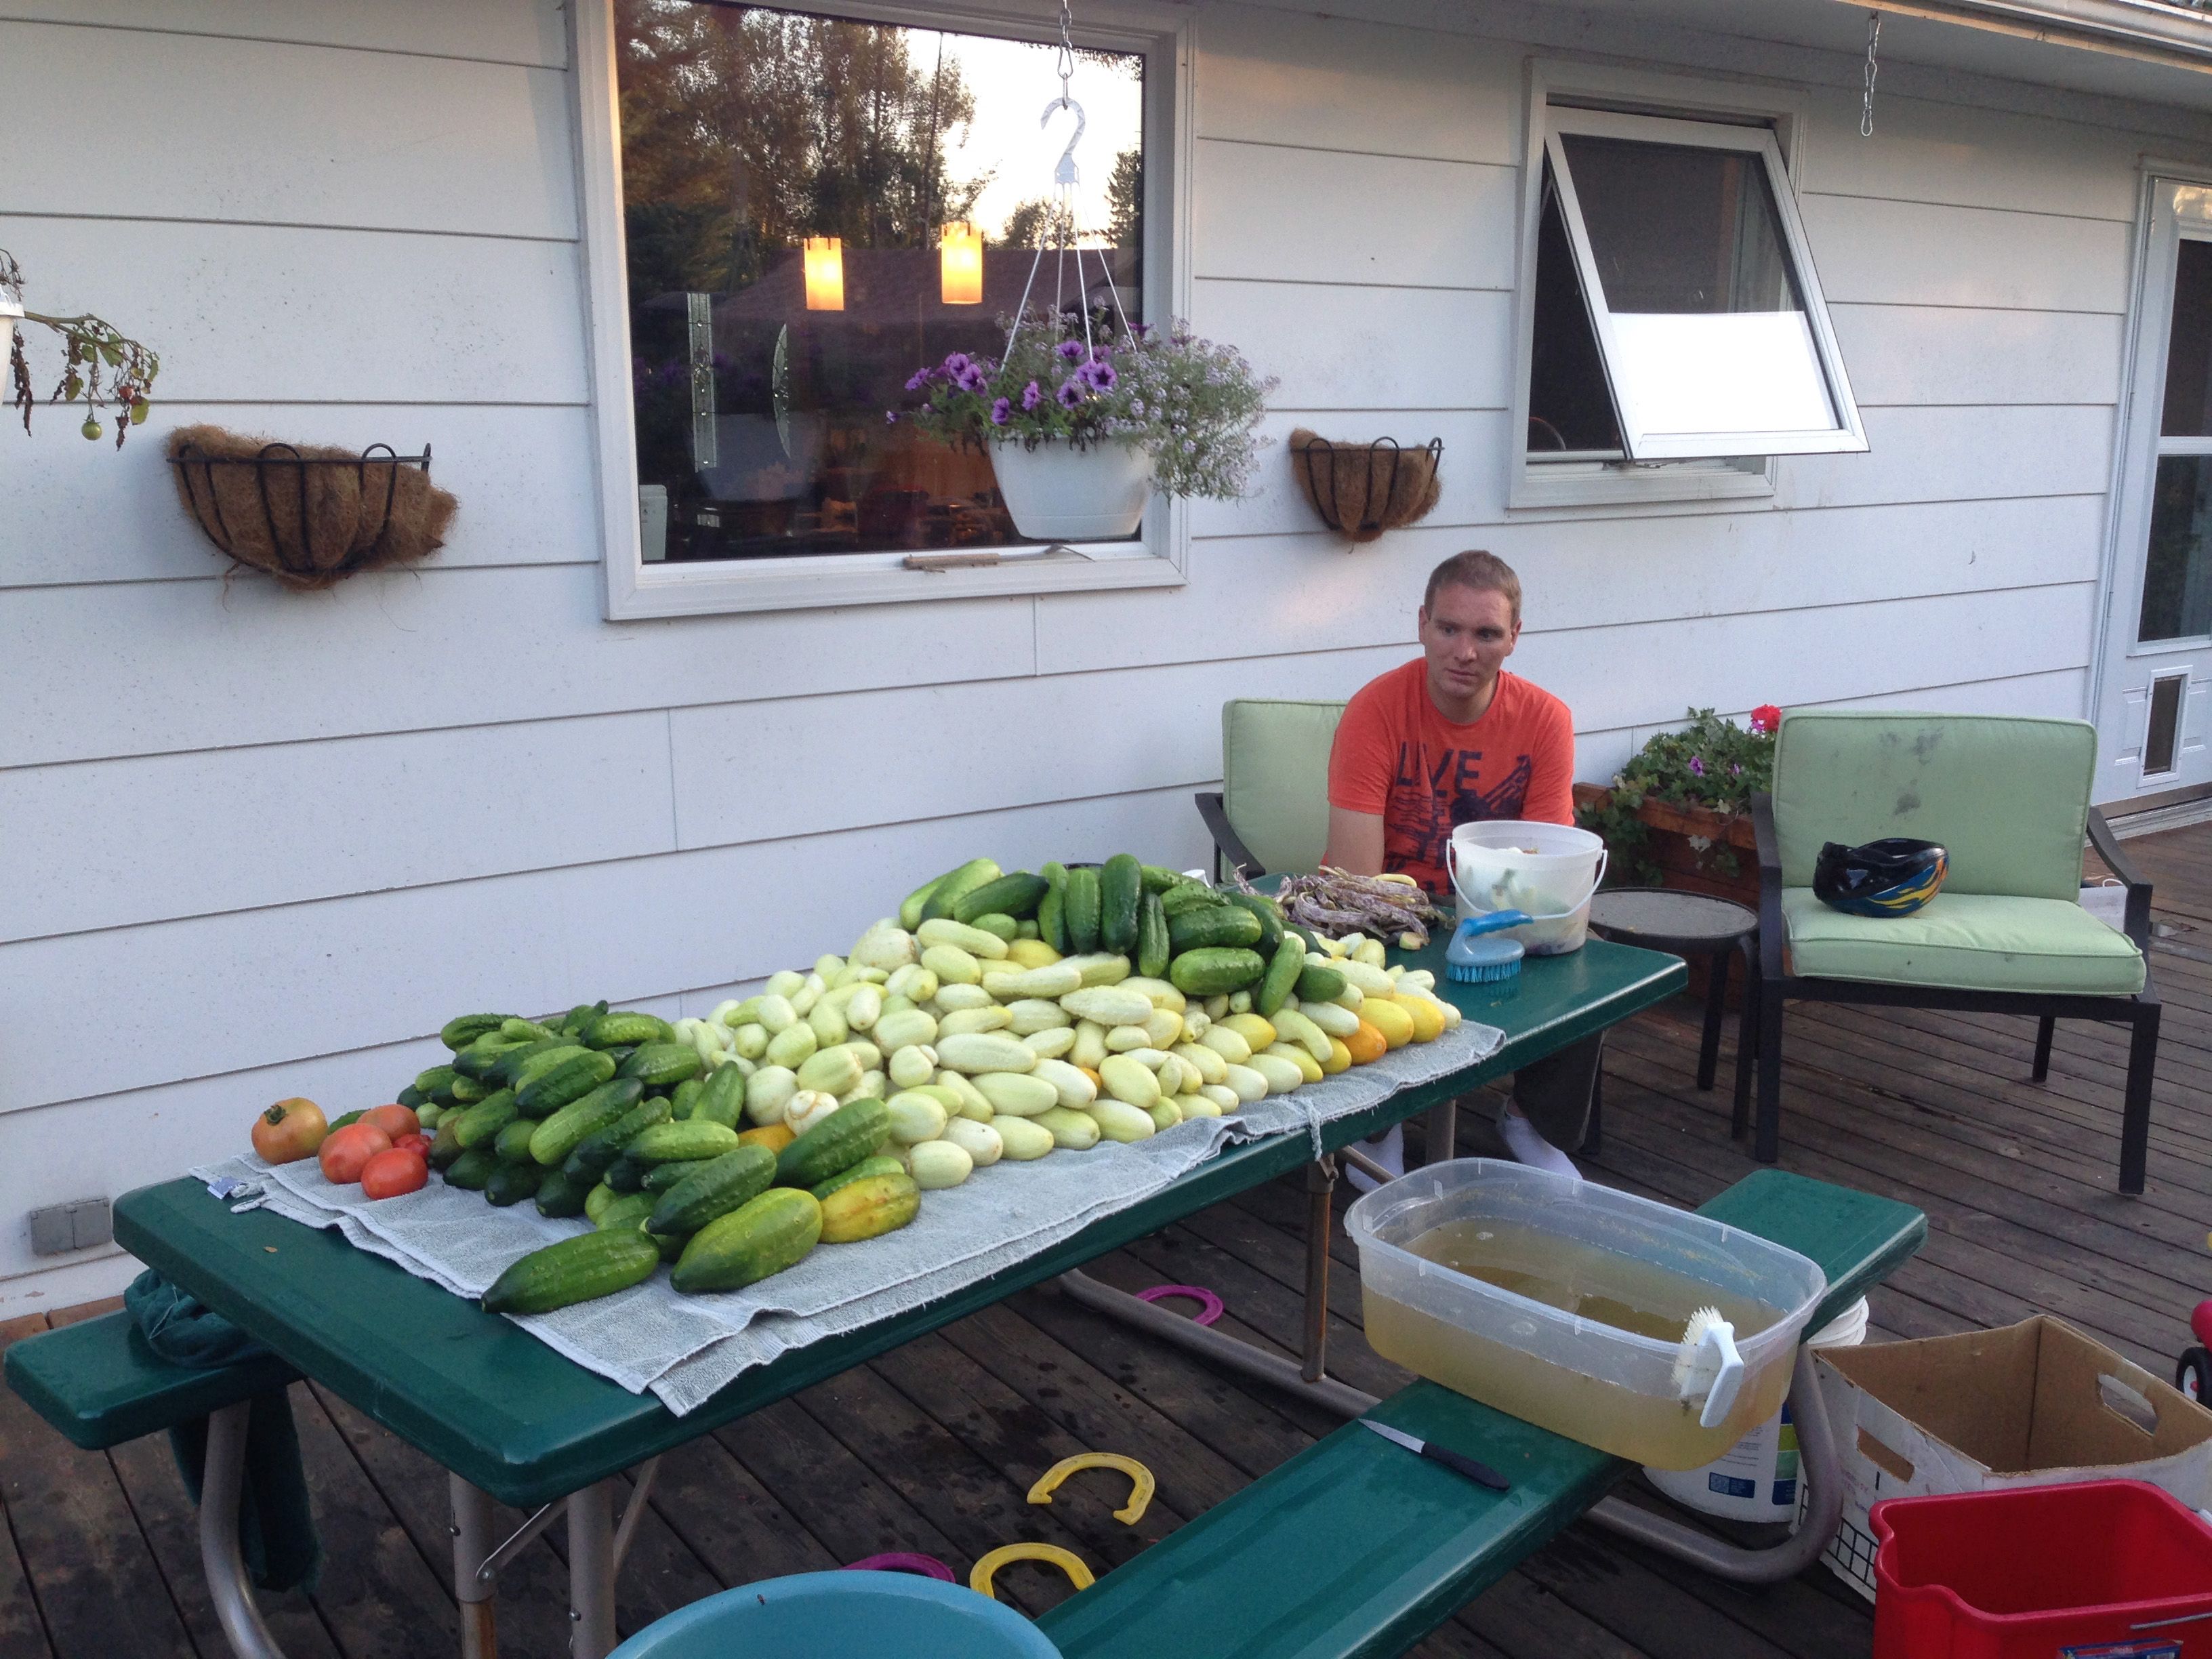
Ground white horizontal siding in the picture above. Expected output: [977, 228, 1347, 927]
[0, 0, 2184, 1292]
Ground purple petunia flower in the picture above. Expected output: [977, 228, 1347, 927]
[1056, 378, 1086, 409]
[1688, 756, 1705, 776]
[990, 396, 1012, 426]
[1056, 339, 1085, 363]
[942, 352, 972, 375]
[961, 366, 991, 394]
[905, 368, 932, 391]
[1078, 359, 1118, 392]
[1021, 380, 1043, 411]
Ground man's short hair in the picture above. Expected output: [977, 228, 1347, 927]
[1423, 550, 1521, 623]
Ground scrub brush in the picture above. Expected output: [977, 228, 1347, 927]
[1446, 910, 1534, 983]
[1673, 1306, 1747, 1430]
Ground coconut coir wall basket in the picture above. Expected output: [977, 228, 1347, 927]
[167, 424, 458, 590]
[1290, 430, 1443, 544]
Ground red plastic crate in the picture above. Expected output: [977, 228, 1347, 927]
[1872, 1481, 2212, 1659]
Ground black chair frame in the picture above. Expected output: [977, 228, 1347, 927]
[1750, 792, 2162, 1194]
[1195, 790, 1265, 881]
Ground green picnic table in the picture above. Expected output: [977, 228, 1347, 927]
[79, 935, 1683, 1659]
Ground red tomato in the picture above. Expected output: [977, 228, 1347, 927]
[390, 1132, 432, 1159]
[359, 1103, 420, 1140]
[319, 1123, 392, 1184]
[251, 1098, 328, 1164]
[359, 1148, 428, 1200]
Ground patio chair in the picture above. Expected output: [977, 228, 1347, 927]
[1194, 698, 1345, 880]
[1750, 711, 2159, 1193]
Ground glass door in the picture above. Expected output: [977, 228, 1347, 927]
[2098, 181, 2212, 800]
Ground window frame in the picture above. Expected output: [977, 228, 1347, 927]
[1509, 62, 1839, 512]
[571, 0, 1194, 620]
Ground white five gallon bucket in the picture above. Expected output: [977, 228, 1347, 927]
[1446, 820, 1608, 956]
[1641, 1297, 1870, 1524]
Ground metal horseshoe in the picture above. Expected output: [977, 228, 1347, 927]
[1027, 1452, 1155, 1525]
[970, 1542, 1094, 1600]
[1040, 96, 1086, 187]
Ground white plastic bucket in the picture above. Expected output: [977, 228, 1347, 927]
[1446, 821, 1608, 956]
[1641, 1296, 1870, 1524]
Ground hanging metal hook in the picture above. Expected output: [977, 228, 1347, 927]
[1040, 96, 1086, 188]
[1861, 13, 1882, 139]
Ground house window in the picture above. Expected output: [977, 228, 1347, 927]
[1513, 95, 1864, 506]
[615, 2, 1145, 567]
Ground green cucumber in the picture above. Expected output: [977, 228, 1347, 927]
[774, 1097, 892, 1189]
[1168, 946, 1269, 997]
[602, 1154, 649, 1194]
[428, 1117, 466, 1170]
[1168, 904, 1263, 955]
[1223, 890, 1286, 956]
[691, 1065, 747, 1130]
[1255, 935, 1307, 1019]
[901, 859, 966, 929]
[452, 1090, 519, 1150]
[414, 1063, 459, 1099]
[584, 1181, 621, 1224]
[1136, 890, 1170, 979]
[970, 912, 1018, 942]
[581, 1011, 672, 1050]
[1099, 853, 1143, 954]
[329, 1109, 365, 1132]
[647, 1145, 779, 1236]
[626, 1121, 741, 1164]
[1160, 882, 1227, 918]
[533, 1168, 593, 1218]
[485, 1161, 548, 1207]
[1037, 862, 1069, 954]
[1140, 865, 1188, 893]
[514, 1050, 616, 1118]
[595, 1191, 657, 1233]
[670, 1189, 822, 1294]
[494, 1040, 575, 1089]
[1063, 867, 1102, 953]
[810, 1153, 906, 1202]
[560, 1092, 669, 1184]
[493, 1118, 540, 1164]
[618, 1042, 701, 1088]
[499, 1017, 558, 1043]
[441, 1014, 507, 1051]
[1296, 962, 1349, 1004]
[483, 1230, 659, 1315]
[919, 857, 1002, 924]
[444, 1147, 498, 1191]
[447, 1073, 489, 1105]
[670, 1077, 705, 1120]
[451, 1040, 518, 1082]
[530, 1077, 647, 1166]
[641, 1160, 695, 1194]
[951, 871, 1049, 924]
[395, 1084, 428, 1111]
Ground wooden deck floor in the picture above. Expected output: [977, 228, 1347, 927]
[5, 825, 2209, 1658]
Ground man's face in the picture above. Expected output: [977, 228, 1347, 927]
[1417, 583, 1519, 705]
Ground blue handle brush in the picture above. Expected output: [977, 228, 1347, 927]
[1446, 911, 1532, 984]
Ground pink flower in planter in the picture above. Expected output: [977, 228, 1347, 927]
[1750, 704, 1782, 734]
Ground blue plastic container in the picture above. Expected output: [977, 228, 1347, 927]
[607, 1570, 1064, 1658]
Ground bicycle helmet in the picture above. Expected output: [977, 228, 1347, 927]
[1813, 838, 1948, 918]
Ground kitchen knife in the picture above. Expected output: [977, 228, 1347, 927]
[1359, 1418, 1511, 1492]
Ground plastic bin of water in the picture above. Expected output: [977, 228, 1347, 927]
[1345, 1160, 1828, 1470]
[1446, 821, 1607, 956]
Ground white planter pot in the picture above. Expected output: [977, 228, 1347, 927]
[989, 438, 1153, 541]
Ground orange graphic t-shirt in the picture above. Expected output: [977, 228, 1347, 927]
[1326, 661, 1576, 895]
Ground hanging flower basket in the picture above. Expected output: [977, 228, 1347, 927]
[167, 424, 457, 590]
[989, 437, 1153, 541]
[1289, 430, 1442, 544]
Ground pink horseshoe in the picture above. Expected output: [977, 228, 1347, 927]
[1136, 1284, 1224, 1326]
[844, 1553, 956, 1581]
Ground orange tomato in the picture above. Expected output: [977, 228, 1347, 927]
[359, 1103, 420, 1141]
[359, 1147, 428, 1200]
[1343, 1020, 1389, 1066]
[319, 1122, 392, 1184]
[251, 1098, 328, 1164]
[737, 1123, 796, 1153]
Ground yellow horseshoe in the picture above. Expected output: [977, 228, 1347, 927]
[1025, 1452, 1156, 1525]
[969, 1542, 1095, 1600]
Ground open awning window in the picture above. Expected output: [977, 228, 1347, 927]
[1542, 108, 1865, 459]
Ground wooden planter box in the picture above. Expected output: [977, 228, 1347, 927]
[1574, 783, 1760, 1006]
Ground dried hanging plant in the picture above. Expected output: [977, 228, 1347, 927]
[3, 248, 162, 450]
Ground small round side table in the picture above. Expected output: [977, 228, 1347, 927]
[1586, 888, 1760, 1148]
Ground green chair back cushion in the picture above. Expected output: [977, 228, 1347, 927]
[1771, 712, 2095, 900]
[1780, 890, 2144, 996]
[1221, 699, 1346, 878]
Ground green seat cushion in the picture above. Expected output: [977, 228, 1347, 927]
[1772, 712, 2096, 900]
[1221, 699, 1345, 878]
[1782, 889, 2145, 996]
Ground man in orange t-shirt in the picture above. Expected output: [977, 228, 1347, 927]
[1324, 550, 1593, 1182]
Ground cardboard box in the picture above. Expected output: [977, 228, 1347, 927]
[1811, 1315, 2212, 1599]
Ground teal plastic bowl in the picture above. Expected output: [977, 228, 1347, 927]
[607, 1570, 1063, 1658]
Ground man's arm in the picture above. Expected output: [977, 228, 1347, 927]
[1322, 806, 1385, 875]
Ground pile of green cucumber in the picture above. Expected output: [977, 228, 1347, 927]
[407, 1004, 919, 1315]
